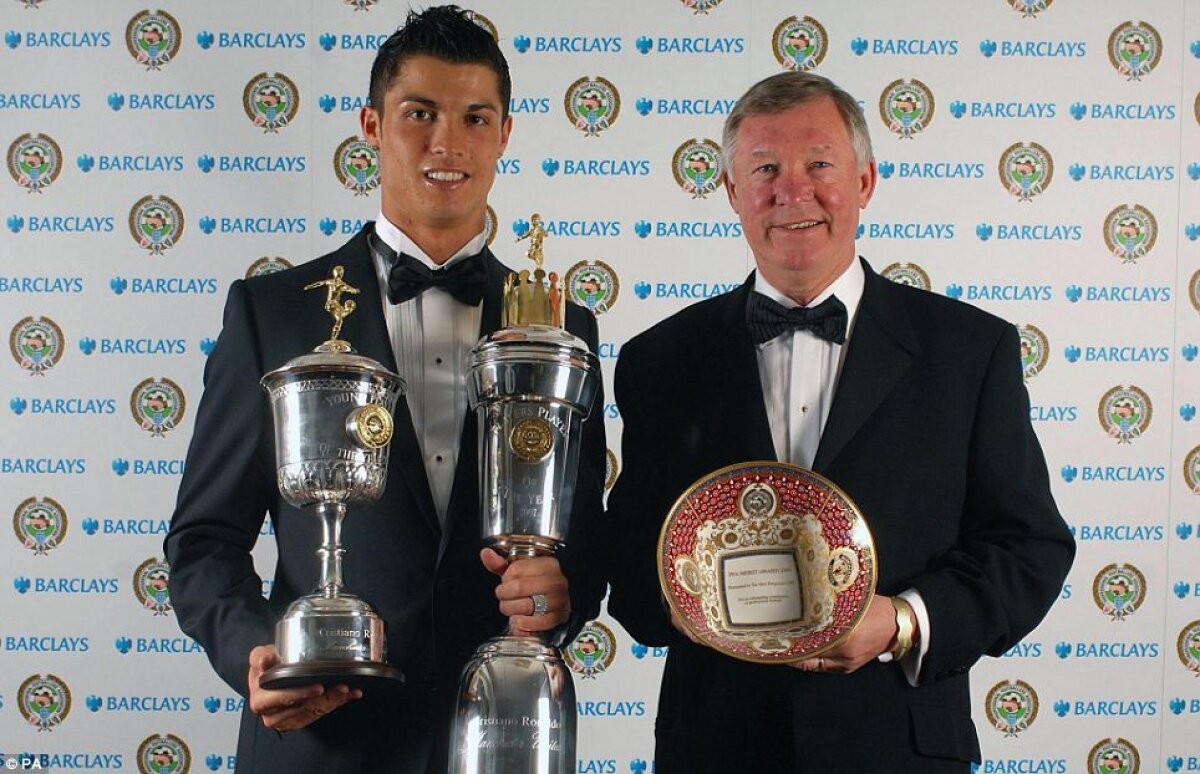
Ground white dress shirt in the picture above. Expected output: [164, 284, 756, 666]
[752, 258, 929, 684]
[372, 212, 485, 522]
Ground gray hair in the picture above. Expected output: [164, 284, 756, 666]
[722, 72, 874, 172]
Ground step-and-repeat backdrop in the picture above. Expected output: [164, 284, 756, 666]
[3, 1, 1199, 772]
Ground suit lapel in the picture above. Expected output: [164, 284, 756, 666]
[337, 224, 442, 537]
[700, 278, 777, 463]
[813, 260, 919, 472]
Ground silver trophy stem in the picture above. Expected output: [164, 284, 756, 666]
[315, 501, 346, 598]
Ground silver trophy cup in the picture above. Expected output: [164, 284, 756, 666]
[449, 323, 600, 774]
[258, 340, 406, 690]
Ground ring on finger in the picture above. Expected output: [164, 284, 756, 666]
[531, 592, 549, 617]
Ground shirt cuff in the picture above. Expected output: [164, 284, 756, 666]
[876, 589, 929, 687]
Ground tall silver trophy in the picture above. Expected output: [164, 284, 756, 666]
[258, 266, 407, 689]
[449, 215, 601, 774]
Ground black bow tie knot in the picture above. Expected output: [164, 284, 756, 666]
[373, 233, 487, 306]
[746, 291, 848, 345]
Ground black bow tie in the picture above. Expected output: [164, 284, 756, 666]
[372, 233, 487, 306]
[746, 291, 848, 345]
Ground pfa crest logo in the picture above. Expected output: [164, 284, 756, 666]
[1008, 0, 1051, 18]
[1098, 385, 1151, 444]
[464, 10, 498, 42]
[565, 77, 620, 137]
[138, 733, 191, 774]
[126, 10, 181, 71]
[1092, 562, 1145, 621]
[605, 448, 619, 491]
[565, 260, 619, 315]
[334, 137, 379, 196]
[1103, 205, 1156, 264]
[1016, 323, 1049, 380]
[672, 139, 723, 199]
[13, 496, 67, 556]
[131, 377, 186, 437]
[1185, 445, 1200, 496]
[484, 204, 497, 247]
[1179, 620, 1200, 676]
[880, 263, 930, 291]
[135, 557, 172, 615]
[19, 674, 71, 732]
[343, 0, 377, 10]
[10, 315, 63, 376]
[999, 142, 1052, 202]
[246, 256, 293, 278]
[984, 679, 1038, 737]
[129, 194, 184, 256]
[1109, 22, 1161, 82]
[1191, 269, 1200, 314]
[1088, 738, 1139, 774]
[879, 79, 933, 140]
[8, 133, 61, 194]
[772, 16, 827, 72]
[564, 621, 617, 679]
[244, 72, 299, 133]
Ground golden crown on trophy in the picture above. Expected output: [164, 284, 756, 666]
[504, 213, 565, 328]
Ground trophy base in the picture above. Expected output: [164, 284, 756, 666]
[260, 660, 405, 691]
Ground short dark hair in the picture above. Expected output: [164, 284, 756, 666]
[368, 5, 511, 119]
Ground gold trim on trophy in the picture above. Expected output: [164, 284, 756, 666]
[505, 214, 564, 328]
[348, 404, 394, 450]
[509, 417, 554, 463]
[304, 265, 359, 351]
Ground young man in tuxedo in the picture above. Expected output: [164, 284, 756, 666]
[605, 71, 1073, 773]
[166, 8, 606, 772]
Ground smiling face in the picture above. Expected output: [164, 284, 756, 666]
[724, 96, 876, 304]
[361, 55, 511, 263]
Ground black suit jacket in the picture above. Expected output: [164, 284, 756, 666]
[605, 260, 1073, 774]
[165, 224, 607, 774]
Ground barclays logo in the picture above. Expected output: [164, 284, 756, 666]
[7, 215, 114, 233]
[1183, 404, 1197, 421]
[1067, 163, 1174, 181]
[0, 92, 81, 110]
[509, 96, 551, 114]
[7, 755, 123, 771]
[89, 695, 192, 712]
[630, 642, 668, 659]
[1066, 284, 1171, 303]
[597, 342, 621, 359]
[1000, 641, 1041, 658]
[203, 696, 246, 713]
[322, 33, 390, 51]
[510, 218, 620, 238]
[1062, 344, 1166, 363]
[111, 458, 186, 476]
[861, 222, 954, 239]
[317, 93, 369, 113]
[944, 284, 1051, 302]
[495, 158, 521, 175]
[3, 635, 89, 652]
[13, 576, 119, 594]
[1070, 102, 1176, 121]
[1054, 640, 1159, 658]
[512, 35, 622, 53]
[1076, 524, 1164, 541]
[576, 700, 645, 717]
[0, 457, 86, 475]
[634, 36, 744, 54]
[1030, 405, 1077, 422]
[107, 92, 216, 111]
[1168, 699, 1200, 715]
[199, 216, 306, 235]
[9, 29, 110, 48]
[11, 396, 116, 415]
[0, 276, 83, 293]
[109, 277, 219, 295]
[85, 518, 171, 536]
[197, 155, 307, 173]
[635, 282, 739, 300]
[1060, 465, 1166, 483]
[974, 224, 1081, 241]
[850, 37, 956, 56]
[1053, 699, 1157, 717]
[948, 100, 1055, 119]
[79, 338, 187, 356]
[76, 154, 184, 173]
[979, 39, 1086, 57]
[634, 220, 741, 238]
[635, 97, 734, 116]
[1178, 523, 1197, 540]
[877, 161, 983, 180]
[195, 31, 305, 49]
[116, 636, 205, 654]
[978, 760, 1066, 774]
[540, 158, 650, 177]
[320, 218, 369, 236]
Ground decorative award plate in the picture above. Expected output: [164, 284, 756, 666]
[658, 462, 876, 664]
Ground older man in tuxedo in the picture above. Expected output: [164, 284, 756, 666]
[605, 71, 1073, 773]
